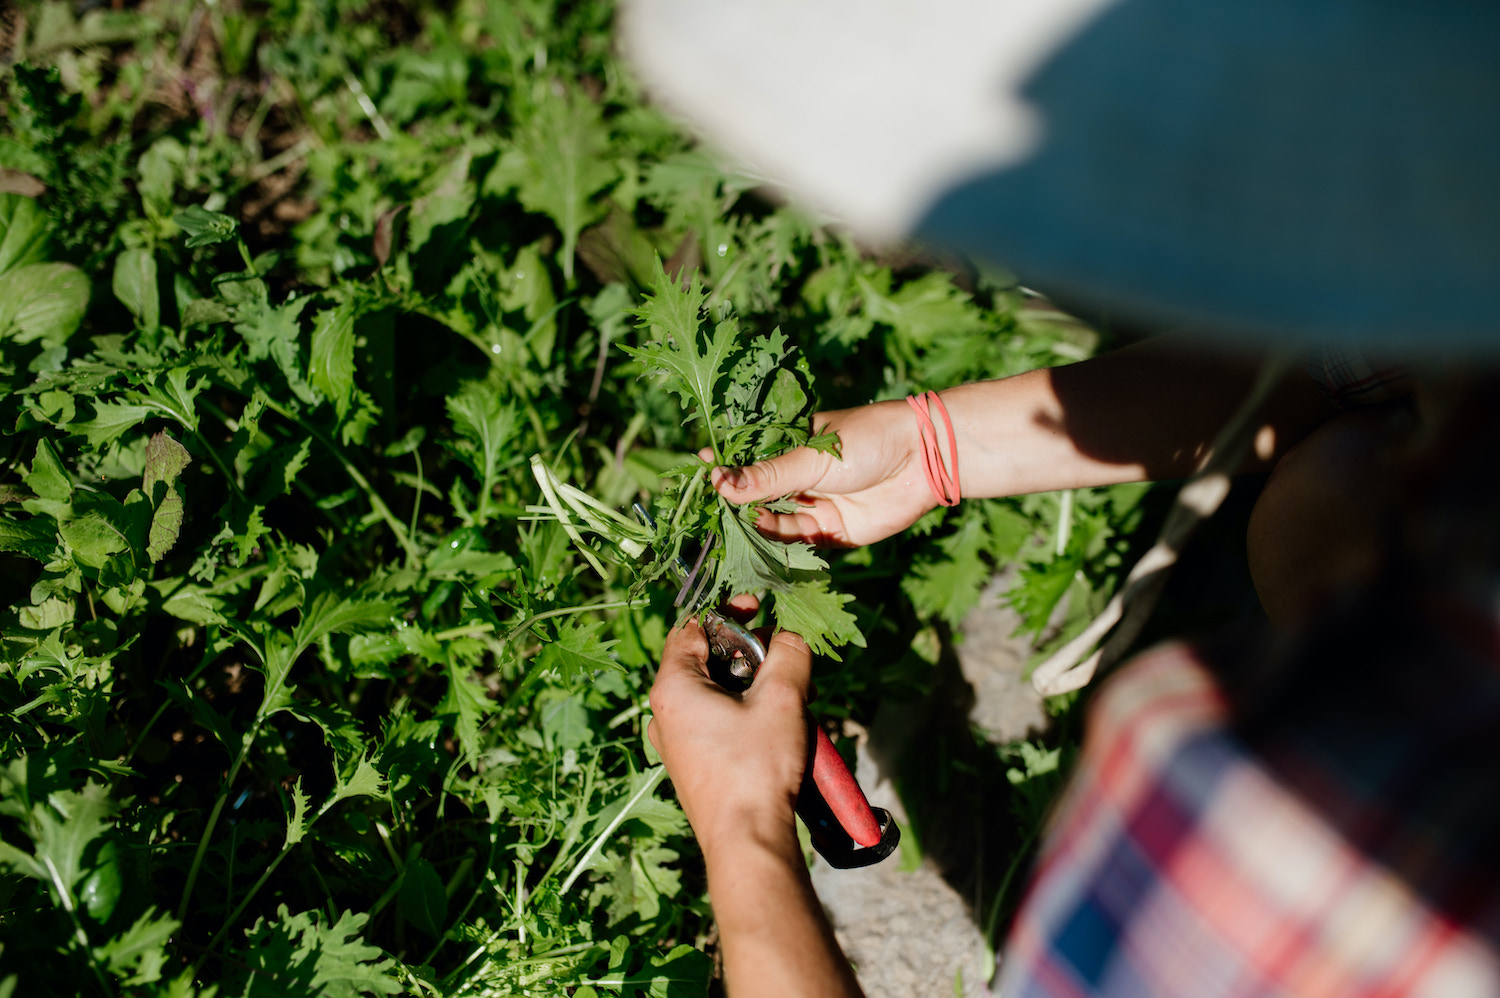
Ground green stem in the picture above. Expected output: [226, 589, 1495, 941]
[176, 719, 260, 922]
[263, 399, 422, 566]
[538, 753, 600, 886]
[190, 427, 247, 500]
[668, 464, 708, 537]
[42, 855, 114, 997]
[502, 598, 647, 645]
[559, 767, 666, 894]
[198, 842, 293, 960]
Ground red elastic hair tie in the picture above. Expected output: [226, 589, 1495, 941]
[905, 391, 960, 507]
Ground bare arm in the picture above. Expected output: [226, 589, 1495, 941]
[648, 623, 864, 998]
[712, 338, 1335, 546]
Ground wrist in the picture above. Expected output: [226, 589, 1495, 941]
[695, 798, 802, 871]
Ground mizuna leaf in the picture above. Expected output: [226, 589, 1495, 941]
[93, 907, 180, 984]
[293, 592, 400, 654]
[624, 260, 737, 445]
[331, 754, 387, 805]
[509, 87, 617, 281]
[538, 616, 621, 686]
[447, 381, 518, 526]
[771, 579, 865, 661]
[72, 401, 151, 448]
[435, 658, 498, 764]
[310, 303, 358, 420]
[284, 777, 313, 848]
[718, 502, 826, 597]
[137, 366, 206, 431]
[229, 907, 401, 998]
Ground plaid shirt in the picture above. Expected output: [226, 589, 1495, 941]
[1000, 603, 1500, 998]
[1305, 347, 1414, 409]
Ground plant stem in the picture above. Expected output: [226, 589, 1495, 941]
[197, 842, 293, 960]
[559, 766, 665, 893]
[263, 399, 422, 566]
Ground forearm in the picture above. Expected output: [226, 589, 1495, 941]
[940, 338, 1335, 498]
[701, 821, 864, 998]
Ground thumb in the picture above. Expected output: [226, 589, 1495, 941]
[712, 447, 834, 504]
[749, 631, 813, 703]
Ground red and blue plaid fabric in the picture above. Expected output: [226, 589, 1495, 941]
[1306, 347, 1414, 409]
[999, 623, 1500, 998]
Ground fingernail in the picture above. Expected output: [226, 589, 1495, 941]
[723, 468, 746, 489]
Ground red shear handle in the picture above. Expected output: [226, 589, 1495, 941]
[808, 726, 883, 848]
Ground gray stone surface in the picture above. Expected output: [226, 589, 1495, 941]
[811, 743, 990, 998]
[813, 573, 1046, 997]
[955, 575, 1048, 745]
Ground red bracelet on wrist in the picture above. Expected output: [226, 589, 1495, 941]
[905, 391, 960, 507]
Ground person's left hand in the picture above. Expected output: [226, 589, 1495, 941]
[647, 619, 813, 859]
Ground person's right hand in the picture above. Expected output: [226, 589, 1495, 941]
[708, 400, 938, 547]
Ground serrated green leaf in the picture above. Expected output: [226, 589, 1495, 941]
[902, 510, 992, 628]
[112, 247, 159, 328]
[332, 754, 387, 804]
[398, 857, 446, 937]
[72, 400, 150, 448]
[624, 262, 736, 435]
[407, 149, 475, 255]
[537, 616, 620, 686]
[540, 692, 593, 750]
[94, 907, 179, 985]
[181, 297, 232, 326]
[285, 777, 313, 847]
[771, 579, 865, 661]
[857, 269, 989, 348]
[447, 381, 518, 526]
[310, 302, 357, 420]
[294, 592, 400, 653]
[229, 906, 401, 998]
[434, 657, 494, 764]
[589, 941, 713, 998]
[29, 783, 115, 896]
[509, 87, 617, 281]
[717, 503, 827, 597]
[138, 366, 205, 431]
[236, 296, 312, 399]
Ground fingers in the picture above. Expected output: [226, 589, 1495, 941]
[750, 502, 850, 546]
[711, 445, 835, 505]
[655, 619, 709, 684]
[722, 592, 761, 622]
[750, 631, 813, 704]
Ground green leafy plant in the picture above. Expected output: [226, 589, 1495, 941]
[0, 1, 1153, 994]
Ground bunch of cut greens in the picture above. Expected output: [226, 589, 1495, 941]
[531, 259, 862, 658]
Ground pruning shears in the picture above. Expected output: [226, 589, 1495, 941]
[635, 504, 900, 869]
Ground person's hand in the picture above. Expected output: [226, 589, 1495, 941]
[647, 619, 813, 857]
[707, 400, 936, 547]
